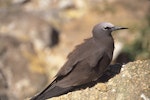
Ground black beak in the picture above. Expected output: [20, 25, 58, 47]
[112, 26, 128, 31]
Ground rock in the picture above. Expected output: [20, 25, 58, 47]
[0, 10, 59, 50]
[0, 35, 48, 100]
[47, 60, 150, 100]
[12, 0, 31, 5]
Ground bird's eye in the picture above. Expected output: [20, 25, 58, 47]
[104, 27, 111, 30]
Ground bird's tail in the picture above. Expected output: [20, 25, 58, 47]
[30, 84, 73, 100]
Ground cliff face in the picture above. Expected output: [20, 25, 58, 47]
[49, 60, 150, 100]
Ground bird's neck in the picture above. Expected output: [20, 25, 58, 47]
[93, 35, 114, 44]
[92, 30, 111, 39]
[93, 36, 114, 60]
[93, 35, 114, 52]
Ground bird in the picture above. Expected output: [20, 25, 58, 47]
[31, 22, 128, 100]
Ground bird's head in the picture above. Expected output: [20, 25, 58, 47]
[92, 22, 128, 38]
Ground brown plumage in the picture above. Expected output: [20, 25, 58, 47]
[31, 22, 128, 100]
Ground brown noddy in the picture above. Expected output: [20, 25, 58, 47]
[31, 22, 128, 100]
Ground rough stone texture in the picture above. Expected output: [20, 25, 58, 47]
[0, 35, 48, 100]
[0, 10, 59, 50]
[47, 60, 150, 100]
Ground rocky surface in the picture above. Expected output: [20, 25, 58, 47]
[0, 0, 150, 100]
[48, 60, 150, 100]
[0, 35, 48, 100]
[0, 10, 59, 50]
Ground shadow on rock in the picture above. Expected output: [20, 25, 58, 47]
[74, 63, 122, 90]
[50, 63, 123, 97]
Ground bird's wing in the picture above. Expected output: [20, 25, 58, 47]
[55, 38, 104, 78]
[67, 38, 92, 59]
[87, 50, 104, 68]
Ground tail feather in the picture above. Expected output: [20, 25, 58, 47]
[30, 86, 73, 100]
